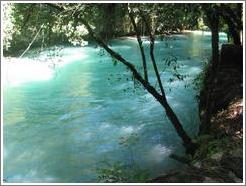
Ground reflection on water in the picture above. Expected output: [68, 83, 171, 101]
[3, 32, 227, 182]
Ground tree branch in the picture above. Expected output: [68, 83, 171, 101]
[128, 6, 148, 82]
[139, 10, 165, 98]
[20, 4, 36, 30]
[19, 24, 44, 58]
[47, 3, 196, 154]
[139, 9, 195, 152]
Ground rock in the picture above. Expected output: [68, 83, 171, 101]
[200, 164, 235, 182]
[169, 154, 191, 164]
[193, 162, 201, 169]
[203, 177, 216, 183]
[220, 153, 243, 179]
[230, 148, 243, 158]
[233, 177, 243, 183]
[228, 171, 236, 179]
[228, 171, 242, 183]
[211, 152, 223, 161]
[201, 159, 220, 169]
[149, 168, 204, 183]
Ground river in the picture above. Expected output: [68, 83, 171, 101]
[3, 31, 227, 182]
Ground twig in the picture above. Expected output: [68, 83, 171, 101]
[128, 5, 148, 82]
[19, 24, 44, 58]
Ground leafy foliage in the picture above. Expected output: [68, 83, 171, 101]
[3, 3, 15, 51]
[96, 162, 149, 183]
[3, 3, 243, 56]
[192, 134, 230, 161]
[192, 60, 210, 94]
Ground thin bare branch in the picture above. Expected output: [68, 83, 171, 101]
[139, 9, 165, 98]
[128, 5, 148, 82]
[19, 24, 44, 58]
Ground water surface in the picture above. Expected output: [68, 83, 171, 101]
[3, 32, 227, 182]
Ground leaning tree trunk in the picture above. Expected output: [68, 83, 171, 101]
[47, 4, 197, 155]
[81, 14, 196, 155]
[139, 10, 197, 154]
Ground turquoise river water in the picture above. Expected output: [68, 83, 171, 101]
[3, 32, 227, 182]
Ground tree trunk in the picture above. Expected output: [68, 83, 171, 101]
[139, 10, 165, 97]
[222, 16, 241, 45]
[47, 4, 197, 155]
[139, 10, 197, 154]
[211, 17, 219, 69]
[219, 4, 242, 46]
[200, 6, 219, 133]
[100, 4, 116, 40]
[128, 10, 148, 82]
[84, 17, 196, 155]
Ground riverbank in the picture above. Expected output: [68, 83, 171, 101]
[116, 30, 227, 41]
[150, 44, 243, 183]
[150, 99, 243, 183]
[151, 109, 243, 183]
